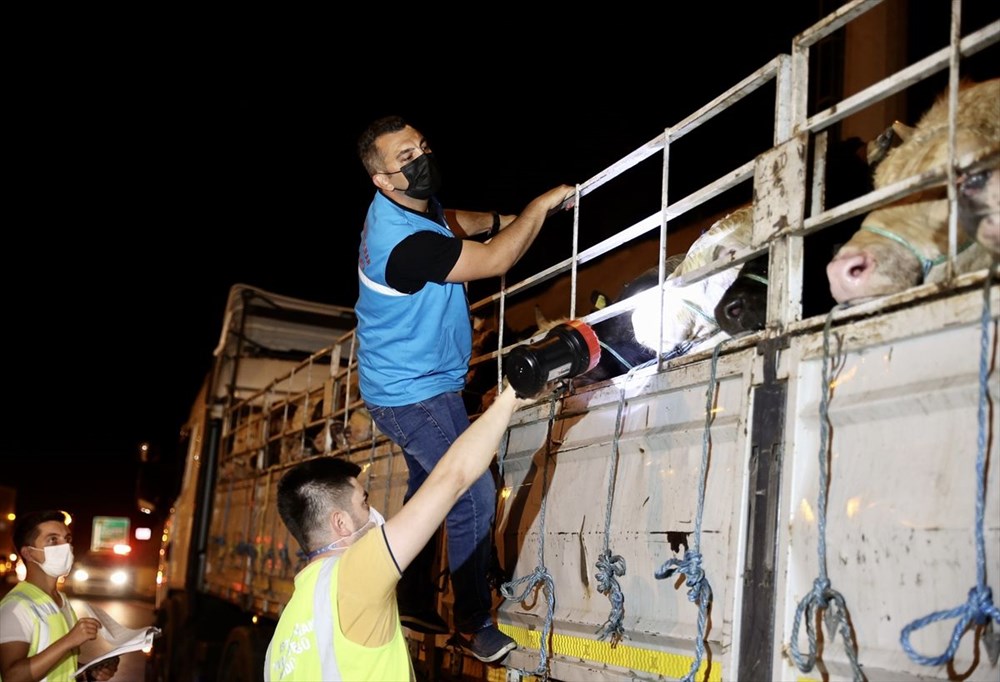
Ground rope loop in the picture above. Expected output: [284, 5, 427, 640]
[900, 585, 1000, 667]
[789, 581, 863, 679]
[787, 306, 865, 682]
[654, 548, 713, 682]
[499, 397, 559, 679]
[500, 565, 556, 678]
[900, 276, 1000, 668]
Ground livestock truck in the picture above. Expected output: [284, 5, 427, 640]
[148, 2, 1000, 680]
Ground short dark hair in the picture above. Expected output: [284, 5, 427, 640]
[357, 115, 409, 176]
[13, 510, 68, 557]
[277, 457, 362, 554]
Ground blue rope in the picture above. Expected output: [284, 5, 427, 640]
[652, 342, 721, 682]
[900, 274, 1000, 667]
[594, 550, 626, 644]
[789, 306, 864, 681]
[594, 384, 631, 646]
[500, 566, 556, 674]
[500, 397, 558, 679]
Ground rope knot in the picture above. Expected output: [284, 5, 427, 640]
[655, 550, 705, 603]
[968, 585, 995, 625]
[811, 576, 833, 606]
[501, 564, 556, 678]
[655, 549, 713, 682]
[594, 550, 627, 645]
[595, 550, 626, 592]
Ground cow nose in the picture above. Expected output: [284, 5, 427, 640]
[722, 298, 744, 323]
[827, 251, 874, 303]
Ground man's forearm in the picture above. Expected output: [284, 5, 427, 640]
[447, 209, 512, 237]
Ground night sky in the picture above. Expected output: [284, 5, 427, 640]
[5, 3, 998, 531]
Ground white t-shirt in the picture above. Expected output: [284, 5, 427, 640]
[0, 587, 77, 644]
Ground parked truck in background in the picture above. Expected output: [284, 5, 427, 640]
[147, 3, 999, 680]
[145, 285, 357, 681]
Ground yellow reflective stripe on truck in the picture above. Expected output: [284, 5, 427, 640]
[499, 623, 722, 681]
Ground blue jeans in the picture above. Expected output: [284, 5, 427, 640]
[366, 391, 497, 633]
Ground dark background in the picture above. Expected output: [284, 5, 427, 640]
[4, 2, 998, 545]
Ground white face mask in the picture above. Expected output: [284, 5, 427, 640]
[29, 543, 74, 578]
[307, 506, 384, 560]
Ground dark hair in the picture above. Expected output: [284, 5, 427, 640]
[357, 115, 409, 176]
[13, 510, 68, 557]
[277, 457, 362, 554]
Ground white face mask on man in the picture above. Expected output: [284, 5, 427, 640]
[29, 543, 75, 578]
[306, 506, 385, 560]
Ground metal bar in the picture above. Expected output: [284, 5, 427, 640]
[804, 21, 1000, 134]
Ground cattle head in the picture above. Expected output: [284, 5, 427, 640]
[630, 205, 753, 356]
[826, 191, 953, 302]
[567, 256, 687, 386]
[827, 79, 1000, 303]
[714, 255, 769, 335]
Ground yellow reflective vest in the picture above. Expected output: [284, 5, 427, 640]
[0, 581, 79, 682]
[264, 555, 411, 681]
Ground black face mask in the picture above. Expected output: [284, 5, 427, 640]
[398, 153, 442, 199]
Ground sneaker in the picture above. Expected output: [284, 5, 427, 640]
[454, 624, 517, 663]
[399, 608, 449, 635]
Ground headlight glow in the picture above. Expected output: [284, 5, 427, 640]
[110, 570, 129, 585]
[73, 569, 89, 582]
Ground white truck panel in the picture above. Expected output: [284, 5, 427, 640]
[497, 350, 756, 680]
[775, 284, 1000, 682]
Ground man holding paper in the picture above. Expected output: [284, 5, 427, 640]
[0, 510, 119, 682]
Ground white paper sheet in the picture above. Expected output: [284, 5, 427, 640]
[73, 603, 161, 679]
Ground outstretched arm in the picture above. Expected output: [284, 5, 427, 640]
[445, 184, 575, 282]
[444, 209, 515, 238]
[383, 386, 525, 570]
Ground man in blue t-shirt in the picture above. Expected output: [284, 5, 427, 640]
[355, 114, 573, 663]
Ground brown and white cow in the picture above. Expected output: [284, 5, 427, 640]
[827, 78, 999, 303]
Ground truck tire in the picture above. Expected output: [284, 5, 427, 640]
[149, 594, 187, 682]
[217, 625, 267, 682]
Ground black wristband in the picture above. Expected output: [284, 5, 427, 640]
[489, 211, 501, 238]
